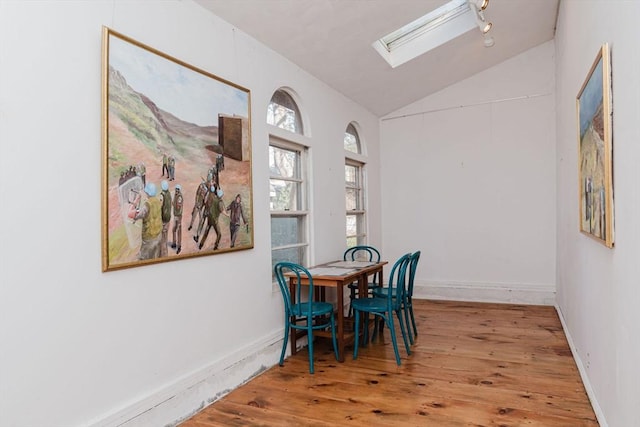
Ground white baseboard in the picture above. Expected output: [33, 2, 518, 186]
[86, 329, 284, 427]
[413, 280, 556, 305]
[554, 304, 608, 427]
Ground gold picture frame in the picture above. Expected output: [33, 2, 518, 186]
[576, 43, 614, 248]
[101, 27, 253, 271]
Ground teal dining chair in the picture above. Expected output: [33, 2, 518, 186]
[274, 262, 339, 374]
[373, 250, 421, 345]
[352, 253, 412, 365]
[405, 251, 421, 339]
[343, 245, 381, 317]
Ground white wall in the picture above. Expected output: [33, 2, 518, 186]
[0, 1, 380, 426]
[555, 1, 640, 426]
[380, 41, 557, 305]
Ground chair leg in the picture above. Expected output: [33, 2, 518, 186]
[396, 308, 411, 355]
[308, 327, 314, 374]
[403, 301, 414, 345]
[371, 316, 379, 342]
[348, 286, 356, 318]
[385, 314, 401, 365]
[330, 312, 339, 362]
[408, 302, 418, 337]
[279, 319, 290, 366]
[353, 310, 361, 360]
[362, 312, 370, 346]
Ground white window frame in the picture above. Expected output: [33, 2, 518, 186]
[346, 158, 366, 247]
[269, 135, 310, 271]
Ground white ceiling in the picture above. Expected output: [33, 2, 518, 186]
[195, 0, 559, 116]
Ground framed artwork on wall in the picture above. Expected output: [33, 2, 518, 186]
[101, 27, 253, 271]
[576, 43, 614, 248]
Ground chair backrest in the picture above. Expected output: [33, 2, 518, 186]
[385, 253, 412, 309]
[407, 251, 421, 298]
[274, 262, 314, 317]
[343, 245, 381, 262]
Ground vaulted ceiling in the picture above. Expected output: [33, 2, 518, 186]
[195, 0, 559, 116]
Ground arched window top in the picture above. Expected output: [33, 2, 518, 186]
[344, 122, 361, 154]
[267, 89, 303, 134]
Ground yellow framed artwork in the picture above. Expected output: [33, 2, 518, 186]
[101, 27, 253, 271]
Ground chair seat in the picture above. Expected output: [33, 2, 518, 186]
[351, 297, 389, 313]
[291, 301, 334, 318]
[347, 282, 379, 290]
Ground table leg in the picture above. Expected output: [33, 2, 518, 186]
[358, 272, 370, 344]
[336, 284, 345, 362]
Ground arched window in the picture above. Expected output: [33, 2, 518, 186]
[344, 123, 366, 247]
[268, 89, 309, 272]
[344, 122, 361, 154]
[267, 89, 303, 134]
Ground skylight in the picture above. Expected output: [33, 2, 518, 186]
[373, 0, 477, 68]
[380, 0, 469, 52]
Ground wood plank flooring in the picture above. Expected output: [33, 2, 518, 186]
[180, 300, 598, 426]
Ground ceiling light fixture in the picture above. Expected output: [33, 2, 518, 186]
[477, 15, 492, 34]
[474, 0, 489, 11]
[469, 0, 494, 42]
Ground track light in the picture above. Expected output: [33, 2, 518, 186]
[478, 19, 492, 34]
[477, 10, 491, 32]
[469, 2, 493, 35]
[474, 0, 489, 11]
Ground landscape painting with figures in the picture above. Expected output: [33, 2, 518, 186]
[101, 27, 253, 271]
[577, 43, 613, 248]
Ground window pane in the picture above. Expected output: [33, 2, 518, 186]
[271, 216, 302, 247]
[344, 123, 360, 154]
[344, 132, 358, 153]
[269, 146, 299, 179]
[346, 188, 359, 210]
[346, 236, 358, 248]
[270, 179, 301, 211]
[345, 164, 358, 187]
[272, 246, 306, 271]
[346, 215, 358, 237]
[267, 103, 297, 133]
[267, 90, 303, 134]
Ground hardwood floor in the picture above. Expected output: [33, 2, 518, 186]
[180, 300, 598, 426]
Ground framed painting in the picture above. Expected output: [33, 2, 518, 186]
[576, 43, 614, 248]
[101, 27, 253, 271]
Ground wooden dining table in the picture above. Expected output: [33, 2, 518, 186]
[286, 260, 387, 362]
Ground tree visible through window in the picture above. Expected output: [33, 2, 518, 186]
[344, 122, 361, 154]
[267, 90, 303, 134]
